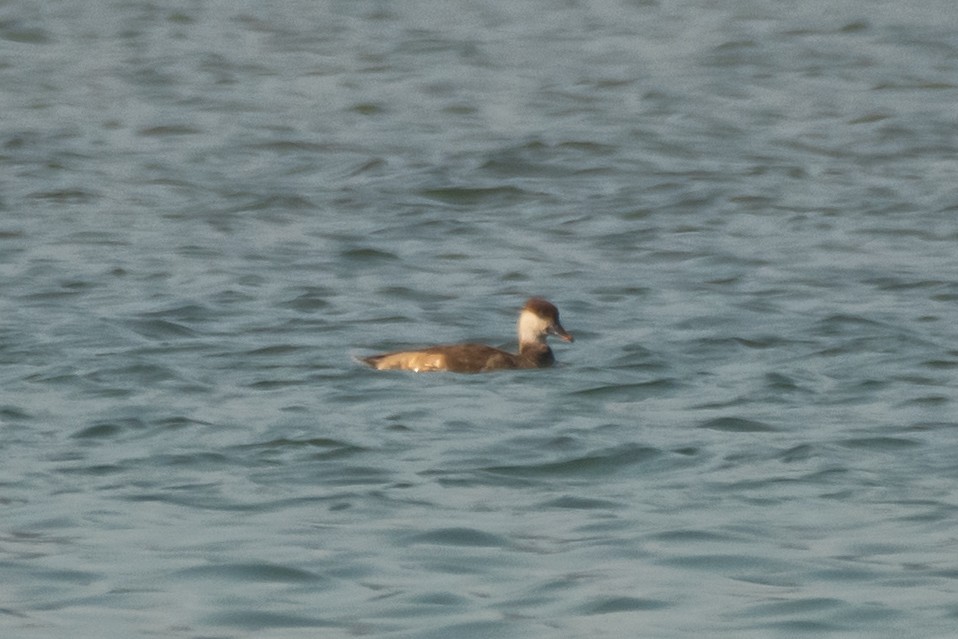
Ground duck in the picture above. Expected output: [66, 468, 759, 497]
[361, 298, 573, 373]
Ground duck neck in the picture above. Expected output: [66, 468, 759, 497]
[518, 342, 555, 367]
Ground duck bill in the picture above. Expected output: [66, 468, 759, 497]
[550, 322, 574, 342]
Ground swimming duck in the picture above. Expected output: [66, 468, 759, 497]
[361, 298, 573, 373]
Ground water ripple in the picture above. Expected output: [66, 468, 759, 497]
[484, 443, 662, 479]
[4, 1, 957, 637]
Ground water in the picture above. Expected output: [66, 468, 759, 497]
[2, 1, 958, 637]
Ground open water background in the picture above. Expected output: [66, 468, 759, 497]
[2, 1, 958, 637]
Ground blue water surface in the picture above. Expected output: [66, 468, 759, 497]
[2, 1, 958, 637]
